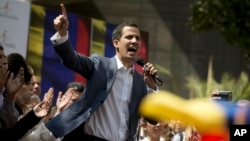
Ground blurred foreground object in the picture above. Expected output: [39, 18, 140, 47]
[139, 90, 228, 134]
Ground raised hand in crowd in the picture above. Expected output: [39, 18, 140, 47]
[54, 3, 69, 36]
[54, 88, 73, 116]
[33, 87, 54, 118]
[0, 87, 55, 141]
[22, 83, 83, 141]
[5, 67, 25, 100]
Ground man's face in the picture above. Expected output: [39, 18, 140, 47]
[113, 26, 141, 63]
[0, 50, 7, 66]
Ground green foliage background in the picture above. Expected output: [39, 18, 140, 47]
[185, 71, 250, 101]
[188, 0, 250, 60]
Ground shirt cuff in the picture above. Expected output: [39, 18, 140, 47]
[147, 85, 159, 93]
[50, 32, 69, 46]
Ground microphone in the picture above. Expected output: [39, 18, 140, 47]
[136, 57, 163, 86]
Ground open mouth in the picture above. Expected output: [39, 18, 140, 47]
[127, 47, 137, 52]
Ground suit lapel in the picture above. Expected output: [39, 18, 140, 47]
[106, 57, 117, 94]
[129, 72, 143, 118]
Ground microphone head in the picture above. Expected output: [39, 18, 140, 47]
[136, 57, 145, 67]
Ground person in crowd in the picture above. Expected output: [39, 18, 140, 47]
[7, 53, 32, 85]
[0, 51, 32, 129]
[47, 82, 85, 141]
[135, 117, 146, 141]
[31, 75, 41, 96]
[171, 125, 200, 141]
[27, 65, 41, 96]
[236, 99, 250, 107]
[141, 118, 166, 141]
[45, 3, 159, 141]
[171, 120, 184, 136]
[0, 45, 7, 100]
[19, 82, 85, 141]
[0, 45, 8, 109]
[162, 122, 175, 141]
[13, 64, 42, 120]
[0, 87, 54, 141]
[0, 67, 25, 129]
[11, 64, 42, 120]
[53, 82, 85, 117]
[166, 120, 178, 138]
[15, 91, 41, 120]
[170, 120, 185, 141]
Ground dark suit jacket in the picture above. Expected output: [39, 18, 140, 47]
[0, 110, 41, 141]
[46, 39, 148, 141]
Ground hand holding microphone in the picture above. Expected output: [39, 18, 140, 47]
[136, 57, 163, 86]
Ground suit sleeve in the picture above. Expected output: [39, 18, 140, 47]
[0, 98, 19, 129]
[54, 39, 94, 79]
[0, 110, 41, 141]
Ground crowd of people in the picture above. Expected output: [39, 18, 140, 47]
[0, 44, 87, 140]
[1, 3, 250, 141]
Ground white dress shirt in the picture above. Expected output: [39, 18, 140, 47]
[84, 56, 133, 141]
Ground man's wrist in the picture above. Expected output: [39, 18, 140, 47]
[58, 31, 67, 37]
[50, 32, 69, 46]
[5, 91, 15, 100]
[147, 83, 157, 90]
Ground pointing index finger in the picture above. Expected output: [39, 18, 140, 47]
[60, 3, 67, 18]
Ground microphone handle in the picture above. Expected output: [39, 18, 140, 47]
[154, 74, 163, 86]
[143, 65, 163, 86]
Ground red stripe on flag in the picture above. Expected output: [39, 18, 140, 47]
[75, 17, 91, 84]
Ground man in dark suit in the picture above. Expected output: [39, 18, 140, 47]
[45, 3, 159, 141]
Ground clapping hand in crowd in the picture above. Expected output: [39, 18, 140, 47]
[5, 67, 25, 100]
[54, 88, 74, 116]
[33, 87, 54, 118]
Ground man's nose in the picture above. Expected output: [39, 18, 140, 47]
[34, 83, 40, 88]
[131, 37, 138, 42]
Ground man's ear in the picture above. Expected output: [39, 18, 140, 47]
[113, 39, 119, 46]
[113, 39, 119, 51]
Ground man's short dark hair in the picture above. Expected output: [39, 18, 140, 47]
[64, 82, 85, 94]
[7, 53, 32, 83]
[112, 22, 139, 40]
